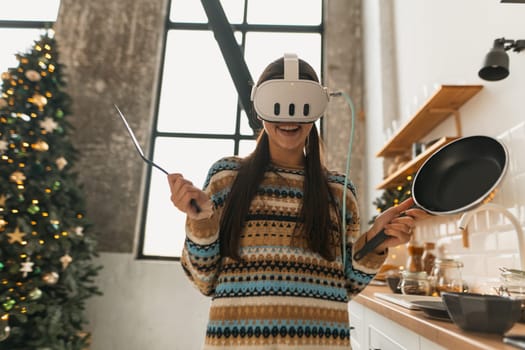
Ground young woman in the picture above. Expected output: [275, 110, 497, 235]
[168, 56, 426, 349]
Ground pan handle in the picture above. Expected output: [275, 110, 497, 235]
[353, 230, 389, 261]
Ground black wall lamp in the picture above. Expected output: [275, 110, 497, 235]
[479, 38, 525, 81]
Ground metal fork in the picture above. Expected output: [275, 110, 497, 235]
[114, 104, 201, 212]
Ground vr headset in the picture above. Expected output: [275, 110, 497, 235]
[250, 53, 330, 123]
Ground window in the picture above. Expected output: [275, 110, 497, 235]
[0, 1, 60, 76]
[139, 0, 323, 259]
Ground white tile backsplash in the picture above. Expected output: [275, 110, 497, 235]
[412, 122, 525, 289]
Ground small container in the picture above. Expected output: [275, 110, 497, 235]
[399, 271, 431, 296]
[429, 258, 464, 296]
[422, 242, 436, 275]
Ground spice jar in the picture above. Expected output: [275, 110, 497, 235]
[399, 271, 431, 296]
[406, 242, 424, 272]
[429, 258, 464, 296]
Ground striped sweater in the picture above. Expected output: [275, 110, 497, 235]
[181, 157, 386, 349]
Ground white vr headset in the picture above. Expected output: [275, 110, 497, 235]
[250, 53, 330, 123]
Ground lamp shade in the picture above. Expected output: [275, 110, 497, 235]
[479, 46, 509, 81]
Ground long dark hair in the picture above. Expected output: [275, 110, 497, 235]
[219, 57, 340, 261]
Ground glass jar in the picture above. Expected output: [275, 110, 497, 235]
[500, 268, 525, 298]
[399, 271, 431, 296]
[429, 258, 464, 296]
[421, 242, 436, 275]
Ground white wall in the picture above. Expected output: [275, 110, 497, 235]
[85, 253, 210, 350]
[363, 0, 525, 280]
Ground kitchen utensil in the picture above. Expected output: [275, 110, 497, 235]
[442, 292, 522, 334]
[113, 104, 201, 212]
[411, 300, 451, 321]
[354, 135, 508, 260]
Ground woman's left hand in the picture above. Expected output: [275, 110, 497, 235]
[367, 197, 429, 252]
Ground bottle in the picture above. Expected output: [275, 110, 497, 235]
[429, 258, 464, 296]
[422, 242, 436, 275]
[406, 242, 424, 272]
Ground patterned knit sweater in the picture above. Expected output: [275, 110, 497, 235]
[181, 157, 386, 350]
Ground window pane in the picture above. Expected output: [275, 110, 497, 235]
[170, 0, 244, 23]
[240, 110, 256, 136]
[247, 0, 321, 25]
[245, 32, 322, 83]
[158, 30, 238, 134]
[0, 29, 48, 76]
[239, 139, 256, 157]
[142, 138, 234, 257]
[0, 0, 60, 21]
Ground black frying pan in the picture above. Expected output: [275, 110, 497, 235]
[354, 135, 508, 260]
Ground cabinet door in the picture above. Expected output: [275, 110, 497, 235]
[349, 300, 365, 350]
[365, 309, 419, 350]
[369, 325, 409, 350]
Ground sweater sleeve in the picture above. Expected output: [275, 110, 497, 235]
[180, 157, 237, 296]
[338, 179, 387, 299]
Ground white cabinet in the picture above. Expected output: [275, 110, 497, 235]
[349, 301, 446, 350]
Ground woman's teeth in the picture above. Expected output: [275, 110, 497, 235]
[278, 126, 299, 132]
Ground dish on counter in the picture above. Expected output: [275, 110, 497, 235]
[411, 300, 451, 322]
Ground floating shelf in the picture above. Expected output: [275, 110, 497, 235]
[376, 85, 483, 158]
[376, 136, 459, 190]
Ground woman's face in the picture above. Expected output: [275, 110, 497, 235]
[263, 120, 313, 166]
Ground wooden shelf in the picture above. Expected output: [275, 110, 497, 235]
[376, 85, 483, 158]
[376, 136, 458, 190]
[376, 137, 457, 190]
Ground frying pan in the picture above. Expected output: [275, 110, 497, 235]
[354, 135, 508, 261]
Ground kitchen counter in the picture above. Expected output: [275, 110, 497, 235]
[353, 285, 525, 350]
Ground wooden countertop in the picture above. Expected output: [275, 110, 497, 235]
[353, 285, 525, 350]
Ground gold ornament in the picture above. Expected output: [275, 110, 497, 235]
[9, 171, 26, 183]
[55, 156, 68, 170]
[0, 218, 6, 230]
[24, 70, 41, 82]
[0, 98, 7, 109]
[29, 93, 47, 108]
[1, 72, 11, 80]
[32, 140, 49, 152]
[0, 195, 6, 206]
[60, 254, 73, 270]
[42, 271, 59, 285]
[7, 227, 26, 244]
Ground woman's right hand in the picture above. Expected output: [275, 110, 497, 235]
[167, 173, 213, 220]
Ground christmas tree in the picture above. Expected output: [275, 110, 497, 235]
[0, 31, 101, 349]
[368, 175, 414, 225]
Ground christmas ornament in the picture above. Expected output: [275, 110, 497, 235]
[9, 171, 26, 183]
[1, 71, 10, 80]
[27, 204, 40, 214]
[0, 195, 7, 206]
[39, 117, 58, 133]
[60, 254, 73, 270]
[55, 156, 68, 170]
[0, 314, 10, 341]
[52, 180, 61, 190]
[32, 140, 49, 151]
[73, 226, 84, 236]
[30, 93, 47, 108]
[0, 262, 4, 270]
[28, 288, 42, 300]
[0, 140, 8, 152]
[24, 69, 41, 82]
[55, 108, 64, 118]
[7, 227, 26, 244]
[2, 300, 15, 311]
[20, 257, 34, 278]
[0, 98, 7, 109]
[0, 219, 6, 230]
[42, 271, 59, 285]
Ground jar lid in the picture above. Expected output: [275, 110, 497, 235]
[401, 271, 428, 279]
[434, 258, 463, 267]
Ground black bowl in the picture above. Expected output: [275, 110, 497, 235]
[386, 275, 401, 294]
[441, 292, 522, 334]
